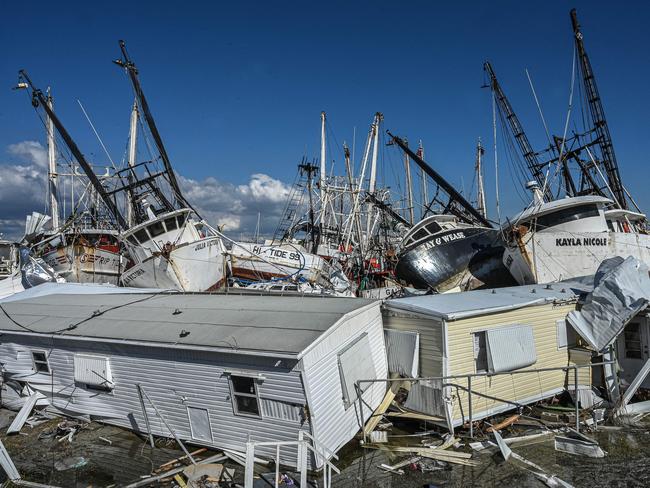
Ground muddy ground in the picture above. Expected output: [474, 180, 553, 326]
[0, 409, 649, 487]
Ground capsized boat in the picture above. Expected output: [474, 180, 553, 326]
[389, 133, 514, 292]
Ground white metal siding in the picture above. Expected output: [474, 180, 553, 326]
[301, 304, 387, 467]
[337, 333, 376, 406]
[0, 338, 311, 468]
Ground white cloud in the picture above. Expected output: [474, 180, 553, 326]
[8, 140, 48, 168]
[180, 172, 291, 236]
[0, 140, 293, 241]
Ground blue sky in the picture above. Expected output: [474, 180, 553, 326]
[1, 0, 650, 237]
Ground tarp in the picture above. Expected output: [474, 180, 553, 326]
[567, 256, 650, 352]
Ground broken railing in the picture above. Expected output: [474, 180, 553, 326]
[356, 361, 615, 442]
[243, 431, 340, 488]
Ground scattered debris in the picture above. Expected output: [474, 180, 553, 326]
[554, 429, 606, 458]
[486, 414, 520, 433]
[7, 392, 40, 435]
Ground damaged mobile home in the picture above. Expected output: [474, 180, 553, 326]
[0, 285, 387, 469]
[382, 281, 593, 429]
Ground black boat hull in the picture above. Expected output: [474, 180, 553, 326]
[395, 226, 516, 292]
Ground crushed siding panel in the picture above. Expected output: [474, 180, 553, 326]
[384, 329, 419, 377]
[0, 338, 310, 468]
[302, 306, 387, 466]
[382, 314, 444, 377]
[447, 303, 575, 424]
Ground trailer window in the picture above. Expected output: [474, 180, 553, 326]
[31, 351, 50, 374]
[229, 375, 261, 417]
[473, 332, 488, 373]
[473, 325, 537, 374]
[624, 322, 643, 359]
[74, 354, 114, 391]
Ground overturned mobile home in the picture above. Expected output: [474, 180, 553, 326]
[382, 282, 593, 429]
[0, 286, 387, 469]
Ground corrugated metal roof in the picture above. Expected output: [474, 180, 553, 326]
[385, 281, 590, 321]
[0, 289, 378, 358]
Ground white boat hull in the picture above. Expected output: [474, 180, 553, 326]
[121, 236, 226, 291]
[230, 243, 328, 284]
[42, 244, 123, 285]
[504, 230, 650, 284]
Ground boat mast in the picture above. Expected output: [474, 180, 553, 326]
[389, 132, 492, 228]
[404, 139, 415, 225]
[46, 89, 60, 229]
[418, 141, 428, 218]
[19, 70, 127, 230]
[114, 40, 191, 211]
[484, 61, 552, 202]
[126, 99, 139, 226]
[475, 138, 487, 219]
[570, 9, 628, 209]
[320, 111, 327, 206]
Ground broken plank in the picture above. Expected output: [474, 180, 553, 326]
[124, 454, 227, 488]
[363, 381, 406, 437]
[384, 411, 445, 422]
[486, 414, 520, 433]
[7, 393, 40, 435]
[155, 448, 208, 472]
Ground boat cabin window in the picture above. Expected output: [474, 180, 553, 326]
[134, 229, 150, 244]
[31, 351, 50, 374]
[148, 221, 166, 238]
[177, 214, 188, 229]
[424, 221, 442, 234]
[164, 217, 178, 232]
[270, 285, 283, 290]
[127, 236, 139, 246]
[525, 204, 600, 230]
[229, 375, 261, 417]
[407, 228, 430, 245]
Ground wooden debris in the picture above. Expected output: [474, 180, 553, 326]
[124, 454, 227, 488]
[486, 414, 520, 433]
[363, 381, 406, 436]
[155, 448, 208, 472]
[384, 411, 444, 422]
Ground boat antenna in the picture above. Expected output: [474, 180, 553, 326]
[18, 70, 127, 230]
[571, 9, 630, 210]
[77, 99, 118, 169]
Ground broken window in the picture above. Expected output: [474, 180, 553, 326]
[229, 375, 261, 417]
[31, 351, 50, 374]
[473, 325, 537, 374]
[624, 322, 643, 359]
[337, 333, 377, 408]
[74, 354, 114, 390]
[473, 331, 488, 373]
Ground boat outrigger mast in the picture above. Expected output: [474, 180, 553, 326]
[113, 40, 195, 214]
[570, 9, 630, 210]
[18, 70, 128, 230]
[388, 132, 492, 228]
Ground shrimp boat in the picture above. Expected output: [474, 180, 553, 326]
[389, 133, 513, 292]
[16, 88, 125, 285]
[496, 10, 650, 285]
[112, 41, 227, 291]
[19, 40, 227, 292]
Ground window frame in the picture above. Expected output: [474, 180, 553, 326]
[227, 374, 262, 418]
[31, 350, 51, 374]
[186, 405, 214, 442]
[472, 331, 488, 373]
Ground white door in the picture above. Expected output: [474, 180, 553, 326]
[617, 318, 650, 388]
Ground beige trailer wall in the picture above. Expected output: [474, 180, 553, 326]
[447, 302, 576, 425]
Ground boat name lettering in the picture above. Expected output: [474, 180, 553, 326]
[252, 246, 301, 261]
[194, 240, 218, 251]
[423, 231, 466, 249]
[555, 237, 607, 246]
[122, 268, 146, 285]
